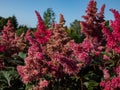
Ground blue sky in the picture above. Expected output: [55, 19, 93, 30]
[0, 0, 120, 27]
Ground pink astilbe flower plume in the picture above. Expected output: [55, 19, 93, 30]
[100, 67, 120, 90]
[0, 20, 15, 47]
[34, 10, 51, 44]
[17, 36, 44, 84]
[0, 44, 5, 52]
[81, 0, 106, 43]
[45, 14, 80, 77]
[0, 20, 27, 53]
[70, 0, 106, 69]
[35, 10, 46, 31]
[17, 11, 52, 89]
[102, 9, 120, 54]
[46, 14, 72, 57]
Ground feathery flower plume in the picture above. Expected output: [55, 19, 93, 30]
[34, 10, 51, 44]
[102, 9, 120, 53]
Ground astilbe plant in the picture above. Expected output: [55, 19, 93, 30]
[34, 11, 51, 45]
[71, 0, 106, 70]
[0, 20, 29, 89]
[17, 11, 81, 90]
[0, 19, 27, 54]
[102, 9, 120, 54]
[100, 66, 120, 90]
[69, 0, 108, 89]
[81, 0, 106, 44]
[45, 14, 80, 76]
[46, 14, 71, 56]
[1, 0, 120, 89]
[0, 20, 16, 52]
[0, 20, 18, 67]
[17, 11, 50, 90]
[99, 9, 120, 90]
[0, 19, 28, 67]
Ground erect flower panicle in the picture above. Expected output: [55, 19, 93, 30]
[35, 10, 46, 31]
[102, 9, 120, 54]
[81, 0, 106, 44]
[17, 36, 44, 84]
[34, 10, 51, 44]
[100, 67, 120, 89]
[46, 13, 72, 57]
[0, 20, 15, 46]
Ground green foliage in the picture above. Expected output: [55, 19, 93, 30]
[84, 80, 99, 90]
[67, 20, 85, 43]
[0, 67, 24, 90]
[0, 16, 18, 31]
[8, 15, 18, 30]
[43, 8, 56, 28]
[16, 25, 28, 36]
[18, 52, 27, 59]
[70, 19, 81, 34]
[0, 17, 7, 31]
[25, 84, 33, 90]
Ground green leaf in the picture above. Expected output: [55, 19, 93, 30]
[84, 80, 99, 90]
[1, 71, 12, 86]
[84, 82, 89, 88]
[25, 84, 33, 90]
[18, 52, 27, 59]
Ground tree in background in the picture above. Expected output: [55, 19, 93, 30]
[0, 17, 7, 31]
[0, 15, 18, 31]
[8, 15, 18, 30]
[43, 8, 56, 28]
[70, 19, 81, 35]
[67, 19, 85, 43]
[16, 25, 28, 36]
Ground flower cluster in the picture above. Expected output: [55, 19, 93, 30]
[70, 39, 93, 66]
[17, 11, 81, 90]
[70, 0, 106, 70]
[17, 36, 44, 84]
[34, 11, 51, 44]
[0, 20, 27, 54]
[100, 67, 120, 90]
[46, 14, 72, 57]
[102, 9, 120, 54]
[0, 20, 15, 47]
[45, 14, 80, 76]
[81, 0, 105, 44]
[17, 11, 52, 89]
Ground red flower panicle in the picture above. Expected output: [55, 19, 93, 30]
[0, 20, 15, 46]
[102, 9, 120, 54]
[17, 36, 44, 84]
[100, 68, 120, 90]
[0, 44, 5, 52]
[17, 11, 52, 89]
[81, 0, 105, 44]
[70, 39, 93, 66]
[34, 11, 51, 44]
